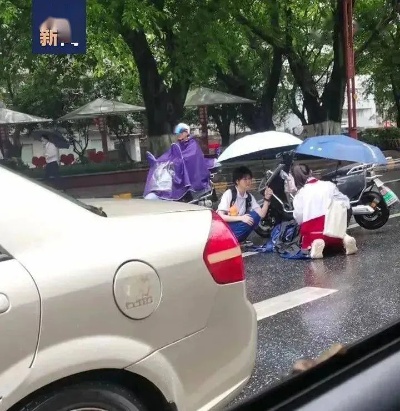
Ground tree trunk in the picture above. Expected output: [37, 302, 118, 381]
[320, 0, 346, 127]
[300, 120, 342, 138]
[237, 0, 398, 136]
[284, 1, 345, 135]
[208, 106, 233, 146]
[255, 46, 283, 131]
[390, 75, 400, 127]
[216, 46, 283, 132]
[148, 134, 173, 156]
[121, 29, 189, 155]
[286, 53, 325, 125]
[215, 67, 256, 130]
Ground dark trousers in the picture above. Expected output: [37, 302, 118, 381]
[228, 210, 261, 243]
[44, 161, 61, 189]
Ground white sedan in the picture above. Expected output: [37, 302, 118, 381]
[0, 165, 257, 411]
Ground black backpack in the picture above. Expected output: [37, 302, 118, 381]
[230, 187, 252, 213]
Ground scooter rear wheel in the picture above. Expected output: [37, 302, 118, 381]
[354, 191, 390, 230]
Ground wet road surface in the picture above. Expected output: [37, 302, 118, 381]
[230, 178, 400, 406]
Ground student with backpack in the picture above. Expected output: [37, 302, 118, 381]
[217, 166, 273, 243]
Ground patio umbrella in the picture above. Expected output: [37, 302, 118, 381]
[218, 131, 303, 163]
[184, 88, 256, 154]
[295, 135, 387, 165]
[0, 108, 52, 125]
[58, 98, 146, 156]
[31, 129, 70, 149]
[184, 87, 256, 106]
[58, 98, 146, 121]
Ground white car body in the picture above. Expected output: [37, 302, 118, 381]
[0, 165, 257, 411]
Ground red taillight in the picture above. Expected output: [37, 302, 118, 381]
[203, 211, 245, 284]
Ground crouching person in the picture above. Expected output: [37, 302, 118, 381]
[292, 164, 358, 259]
[217, 166, 273, 243]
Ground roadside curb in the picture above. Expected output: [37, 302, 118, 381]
[76, 158, 400, 200]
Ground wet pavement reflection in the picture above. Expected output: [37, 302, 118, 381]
[230, 177, 400, 405]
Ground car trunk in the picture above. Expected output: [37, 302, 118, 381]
[82, 198, 206, 217]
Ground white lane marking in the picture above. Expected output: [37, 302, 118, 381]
[244, 213, 400, 257]
[254, 287, 338, 321]
[242, 251, 259, 257]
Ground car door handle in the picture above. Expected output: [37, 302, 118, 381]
[0, 293, 10, 313]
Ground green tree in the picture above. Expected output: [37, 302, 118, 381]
[360, 7, 400, 126]
[88, 0, 244, 153]
[12, 55, 142, 119]
[229, 0, 399, 135]
[0, 0, 32, 105]
[0, 1, 142, 119]
[212, 2, 284, 134]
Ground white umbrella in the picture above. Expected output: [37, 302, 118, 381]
[218, 131, 303, 162]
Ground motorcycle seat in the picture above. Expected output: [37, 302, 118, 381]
[321, 164, 359, 180]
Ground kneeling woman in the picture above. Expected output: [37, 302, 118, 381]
[292, 164, 358, 259]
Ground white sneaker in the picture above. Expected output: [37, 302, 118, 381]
[310, 239, 325, 259]
[343, 235, 357, 255]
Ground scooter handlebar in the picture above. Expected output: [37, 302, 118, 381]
[259, 163, 285, 192]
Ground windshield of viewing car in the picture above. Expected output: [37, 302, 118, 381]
[3, 0, 400, 407]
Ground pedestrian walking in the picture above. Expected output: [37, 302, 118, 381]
[41, 134, 61, 188]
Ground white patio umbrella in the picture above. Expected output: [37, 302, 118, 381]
[58, 98, 145, 121]
[217, 131, 303, 162]
[0, 107, 52, 125]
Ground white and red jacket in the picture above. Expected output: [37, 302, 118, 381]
[293, 177, 350, 248]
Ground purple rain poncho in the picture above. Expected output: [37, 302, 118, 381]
[143, 138, 212, 200]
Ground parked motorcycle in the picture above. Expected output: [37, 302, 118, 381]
[144, 137, 221, 208]
[254, 153, 398, 238]
[321, 163, 397, 230]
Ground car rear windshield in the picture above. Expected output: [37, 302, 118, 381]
[1, 164, 107, 217]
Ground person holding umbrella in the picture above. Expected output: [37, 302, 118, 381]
[41, 134, 60, 187]
[32, 129, 70, 189]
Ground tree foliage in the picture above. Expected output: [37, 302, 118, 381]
[1, 0, 400, 160]
[228, 0, 399, 132]
[87, 0, 245, 146]
[359, 3, 400, 126]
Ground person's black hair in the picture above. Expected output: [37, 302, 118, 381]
[232, 166, 253, 185]
[291, 163, 311, 189]
[41, 134, 50, 141]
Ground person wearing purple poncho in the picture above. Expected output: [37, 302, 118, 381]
[143, 123, 212, 201]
